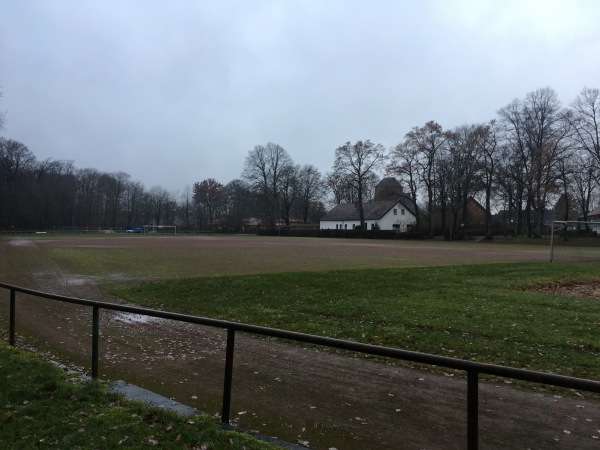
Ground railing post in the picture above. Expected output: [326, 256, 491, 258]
[467, 370, 479, 450]
[91, 305, 100, 378]
[550, 221, 555, 262]
[221, 328, 236, 424]
[9, 288, 16, 346]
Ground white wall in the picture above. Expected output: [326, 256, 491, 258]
[320, 202, 416, 231]
[378, 205, 416, 231]
[320, 219, 361, 230]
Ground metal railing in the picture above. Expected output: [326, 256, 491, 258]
[2, 281, 600, 450]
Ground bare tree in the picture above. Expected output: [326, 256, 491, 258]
[75, 168, 102, 228]
[297, 164, 324, 223]
[123, 179, 146, 225]
[163, 190, 178, 226]
[32, 159, 76, 228]
[404, 121, 449, 237]
[242, 143, 294, 229]
[526, 89, 572, 236]
[193, 178, 225, 226]
[387, 142, 421, 230]
[444, 124, 488, 238]
[475, 121, 499, 238]
[178, 185, 194, 230]
[434, 144, 452, 236]
[147, 185, 170, 227]
[325, 171, 356, 206]
[498, 88, 570, 237]
[571, 150, 599, 223]
[497, 99, 528, 235]
[279, 164, 299, 226]
[223, 179, 253, 231]
[100, 171, 130, 228]
[570, 87, 600, 166]
[555, 150, 576, 240]
[331, 140, 386, 229]
[0, 138, 36, 227]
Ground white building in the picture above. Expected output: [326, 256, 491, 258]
[320, 199, 416, 232]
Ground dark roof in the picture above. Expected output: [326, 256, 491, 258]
[579, 209, 600, 219]
[466, 197, 485, 212]
[321, 197, 414, 221]
[374, 177, 403, 201]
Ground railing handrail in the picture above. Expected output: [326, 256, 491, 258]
[2, 281, 600, 450]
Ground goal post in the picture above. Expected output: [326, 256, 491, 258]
[143, 224, 177, 235]
[550, 220, 600, 262]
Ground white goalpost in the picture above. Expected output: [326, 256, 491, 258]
[549, 220, 600, 262]
[143, 224, 177, 235]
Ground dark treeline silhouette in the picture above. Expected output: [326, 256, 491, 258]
[1, 86, 599, 236]
[0, 138, 326, 232]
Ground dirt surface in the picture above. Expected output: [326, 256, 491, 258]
[528, 281, 600, 299]
[2, 236, 600, 449]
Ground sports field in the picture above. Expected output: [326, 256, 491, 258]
[4, 233, 599, 277]
[2, 234, 600, 379]
[1, 234, 600, 449]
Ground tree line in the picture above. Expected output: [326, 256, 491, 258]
[386, 87, 600, 238]
[326, 86, 600, 238]
[1, 86, 599, 236]
[0, 136, 328, 231]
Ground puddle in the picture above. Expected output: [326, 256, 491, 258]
[63, 275, 98, 286]
[9, 238, 34, 247]
[112, 312, 161, 324]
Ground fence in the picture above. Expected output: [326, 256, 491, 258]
[2, 281, 600, 450]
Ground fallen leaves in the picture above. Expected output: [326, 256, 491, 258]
[351, 416, 368, 425]
[526, 281, 600, 299]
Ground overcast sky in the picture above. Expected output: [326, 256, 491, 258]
[1, 0, 599, 192]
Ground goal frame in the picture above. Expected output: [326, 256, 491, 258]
[549, 220, 599, 262]
[143, 224, 177, 236]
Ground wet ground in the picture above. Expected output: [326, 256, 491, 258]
[2, 236, 600, 449]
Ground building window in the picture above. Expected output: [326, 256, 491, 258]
[344, 224, 347, 230]
[401, 209, 405, 215]
[393, 209, 397, 215]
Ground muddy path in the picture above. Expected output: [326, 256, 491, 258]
[1, 238, 600, 449]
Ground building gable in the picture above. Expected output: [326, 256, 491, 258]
[320, 198, 416, 231]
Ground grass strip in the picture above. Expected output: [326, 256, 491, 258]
[0, 341, 278, 449]
[109, 262, 600, 381]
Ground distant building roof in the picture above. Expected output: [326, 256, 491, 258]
[321, 197, 415, 222]
[374, 177, 404, 201]
[580, 209, 600, 220]
[242, 217, 262, 226]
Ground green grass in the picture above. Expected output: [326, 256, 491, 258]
[0, 341, 278, 449]
[108, 262, 600, 380]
